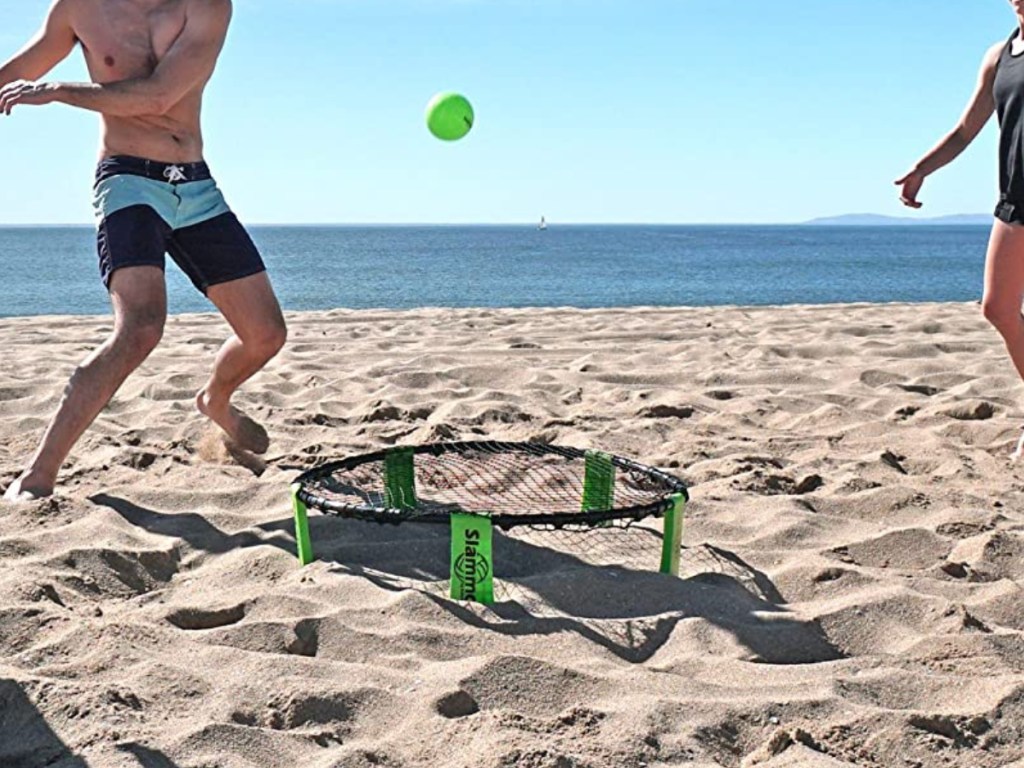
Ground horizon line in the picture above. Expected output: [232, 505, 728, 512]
[0, 218, 994, 229]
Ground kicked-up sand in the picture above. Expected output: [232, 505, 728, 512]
[1, 301, 1023, 768]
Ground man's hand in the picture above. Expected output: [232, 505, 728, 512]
[894, 170, 926, 209]
[0, 80, 58, 115]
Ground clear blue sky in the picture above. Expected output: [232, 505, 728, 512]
[0, 0, 1016, 224]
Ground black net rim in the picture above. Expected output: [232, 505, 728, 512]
[293, 441, 689, 530]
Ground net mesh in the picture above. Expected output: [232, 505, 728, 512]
[297, 441, 686, 529]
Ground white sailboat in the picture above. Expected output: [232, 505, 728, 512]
[538, 216, 548, 231]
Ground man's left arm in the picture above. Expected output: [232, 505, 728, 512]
[0, 0, 231, 117]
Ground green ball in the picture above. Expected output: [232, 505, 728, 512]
[426, 92, 474, 141]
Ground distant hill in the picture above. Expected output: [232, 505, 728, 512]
[804, 213, 991, 226]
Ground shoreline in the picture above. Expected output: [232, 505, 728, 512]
[0, 298, 984, 324]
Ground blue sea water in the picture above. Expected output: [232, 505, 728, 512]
[0, 225, 993, 318]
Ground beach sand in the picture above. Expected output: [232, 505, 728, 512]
[1, 302, 1023, 768]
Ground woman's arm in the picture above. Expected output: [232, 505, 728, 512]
[895, 41, 1004, 208]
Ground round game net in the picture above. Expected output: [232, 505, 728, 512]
[290, 441, 689, 605]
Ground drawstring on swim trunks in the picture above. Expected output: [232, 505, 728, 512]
[163, 164, 187, 183]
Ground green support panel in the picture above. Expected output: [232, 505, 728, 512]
[384, 447, 418, 510]
[450, 514, 494, 604]
[582, 450, 615, 512]
[291, 483, 315, 566]
[660, 493, 686, 576]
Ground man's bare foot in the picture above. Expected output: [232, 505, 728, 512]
[196, 390, 270, 455]
[3, 473, 54, 502]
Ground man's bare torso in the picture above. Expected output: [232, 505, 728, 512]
[71, 0, 206, 162]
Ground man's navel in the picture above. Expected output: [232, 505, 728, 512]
[103, 55, 116, 67]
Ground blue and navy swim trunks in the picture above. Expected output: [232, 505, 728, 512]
[92, 155, 266, 293]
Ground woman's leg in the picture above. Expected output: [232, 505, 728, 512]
[980, 219, 1024, 458]
[982, 220, 1024, 375]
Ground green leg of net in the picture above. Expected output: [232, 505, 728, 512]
[291, 483, 314, 566]
[582, 450, 615, 512]
[450, 514, 494, 604]
[384, 447, 418, 510]
[660, 493, 686, 576]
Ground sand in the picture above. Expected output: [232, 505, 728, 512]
[1, 301, 1023, 768]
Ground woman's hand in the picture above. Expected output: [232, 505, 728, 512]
[894, 170, 926, 209]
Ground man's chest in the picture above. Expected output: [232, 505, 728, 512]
[73, 0, 187, 78]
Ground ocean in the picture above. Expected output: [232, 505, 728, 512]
[0, 225, 993, 318]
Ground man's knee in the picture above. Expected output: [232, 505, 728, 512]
[248, 317, 287, 360]
[114, 312, 166, 364]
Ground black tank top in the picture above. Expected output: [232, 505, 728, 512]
[994, 30, 1024, 203]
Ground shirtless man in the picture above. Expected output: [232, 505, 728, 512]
[1, 0, 286, 501]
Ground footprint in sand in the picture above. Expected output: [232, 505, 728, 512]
[942, 401, 996, 421]
[638, 404, 695, 419]
[898, 383, 943, 397]
[704, 390, 736, 401]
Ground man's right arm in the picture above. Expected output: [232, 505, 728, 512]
[0, 0, 77, 89]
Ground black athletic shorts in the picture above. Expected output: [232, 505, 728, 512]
[93, 155, 266, 293]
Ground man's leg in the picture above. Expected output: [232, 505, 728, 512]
[3, 267, 167, 500]
[196, 272, 286, 454]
